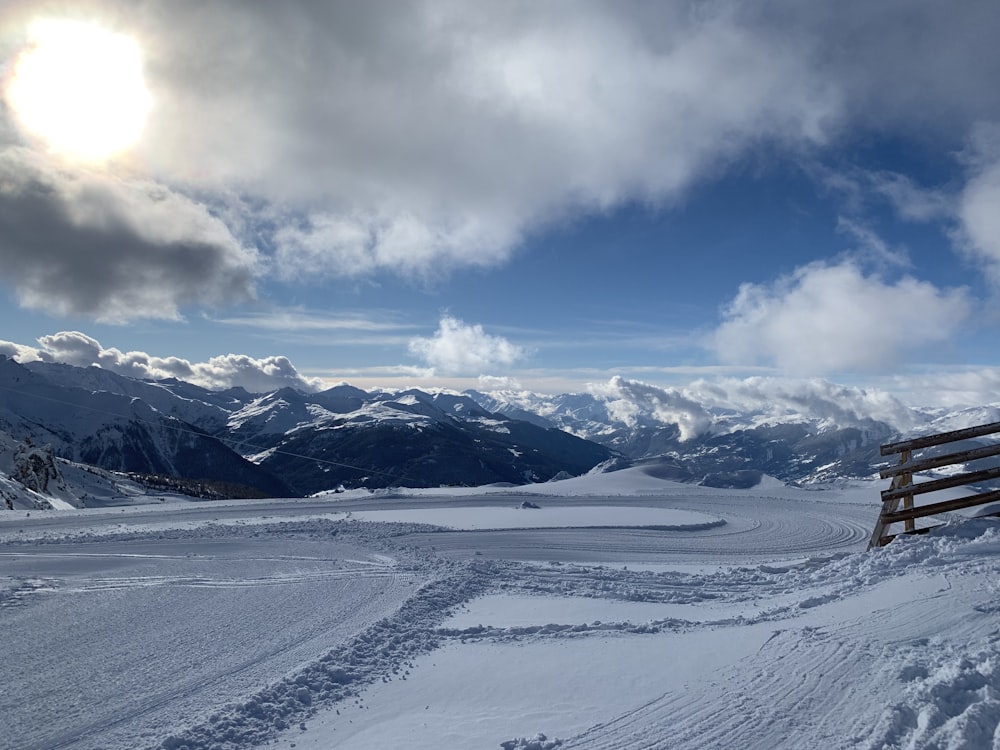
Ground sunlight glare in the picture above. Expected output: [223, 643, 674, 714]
[5, 19, 152, 162]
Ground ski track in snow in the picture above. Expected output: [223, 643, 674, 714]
[4, 488, 1000, 749]
[392, 494, 873, 563]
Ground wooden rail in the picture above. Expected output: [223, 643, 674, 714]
[868, 420, 1000, 549]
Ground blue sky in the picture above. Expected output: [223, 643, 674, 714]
[1, 1, 1000, 414]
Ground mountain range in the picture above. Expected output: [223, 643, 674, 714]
[2, 354, 999, 509]
[0, 357, 610, 504]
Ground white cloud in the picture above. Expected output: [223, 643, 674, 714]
[884, 368, 1000, 410]
[843, 127, 1000, 290]
[868, 172, 953, 223]
[956, 128, 1000, 284]
[186, 353, 320, 394]
[1, 331, 321, 393]
[835, 217, 910, 270]
[822, 154, 1000, 290]
[126, 1, 1000, 284]
[587, 374, 922, 436]
[0, 339, 41, 362]
[213, 308, 415, 332]
[273, 211, 521, 281]
[590, 375, 713, 441]
[712, 261, 970, 374]
[408, 316, 527, 376]
[478, 375, 523, 391]
[686, 376, 921, 432]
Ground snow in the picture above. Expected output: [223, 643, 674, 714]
[348, 505, 723, 531]
[441, 591, 796, 628]
[4, 468, 1000, 750]
[288, 625, 777, 750]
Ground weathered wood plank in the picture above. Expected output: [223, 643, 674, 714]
[881, 421, 1000, 456]
[880, 442, 1000, 479]
[867, 491, 904, 551]
[880, 489, 1000, 525]
[880, 465, 1000, 502]
[877, 524, 944, 546]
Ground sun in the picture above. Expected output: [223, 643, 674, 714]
[4, 19, 152, 163]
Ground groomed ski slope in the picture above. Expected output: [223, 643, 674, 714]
[2, 467, 999, 750]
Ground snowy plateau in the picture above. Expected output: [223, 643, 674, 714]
[5, 359, 1000, 748]
[5, 470, 1000, 750]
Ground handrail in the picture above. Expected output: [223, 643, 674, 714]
[880, 465, 1000, 502]
[879, 489, 1000, 525]
[879, 442, 1000, 479]
[880, 421, 1000, 456]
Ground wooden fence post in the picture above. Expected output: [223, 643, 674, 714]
[869, 420, 1000, 549]
[900, 449, 914, 533]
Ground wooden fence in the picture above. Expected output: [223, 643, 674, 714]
[869, 420, 1000, 549]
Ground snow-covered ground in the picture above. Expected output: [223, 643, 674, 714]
[3, 467, 1000, 749]
[347, 504, 724, 531]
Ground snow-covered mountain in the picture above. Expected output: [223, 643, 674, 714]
[0, 357, 612, 498]
[6, 354, 1000, 503]
[226, 387, 612, 495]
[0, 357, 289, 497]
[0, 428, 183, 510]
[22, 360, 242, 430]
[467, 388, 1000, 486]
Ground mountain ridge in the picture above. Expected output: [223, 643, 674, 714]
[0, 357, 613, 499]
[4, 355, 999, 504]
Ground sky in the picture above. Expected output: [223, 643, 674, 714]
[1, 1, 1000, 415]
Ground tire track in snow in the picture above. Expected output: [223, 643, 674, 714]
[562, 628, 880, 750]
[66, 565, 399, 592]
[3, 520, 448, 750]
[23, 567, 417, 750]
[396, 497, 872, 563]
[0, 494, 905, 749]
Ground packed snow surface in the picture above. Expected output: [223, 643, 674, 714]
[4, 467, 1000, 749]
[348, 505, 723, 530]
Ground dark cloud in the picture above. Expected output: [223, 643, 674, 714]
[762, 0, 1000, 134]
[0, 149, 258, 321]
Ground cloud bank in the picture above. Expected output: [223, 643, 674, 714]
[588, 374, 922, 438]
[688, 376, 922, 432]
[2, 331, 321, 393]
[4, 331, 994, 430]
[887, 369, 1000, 411]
